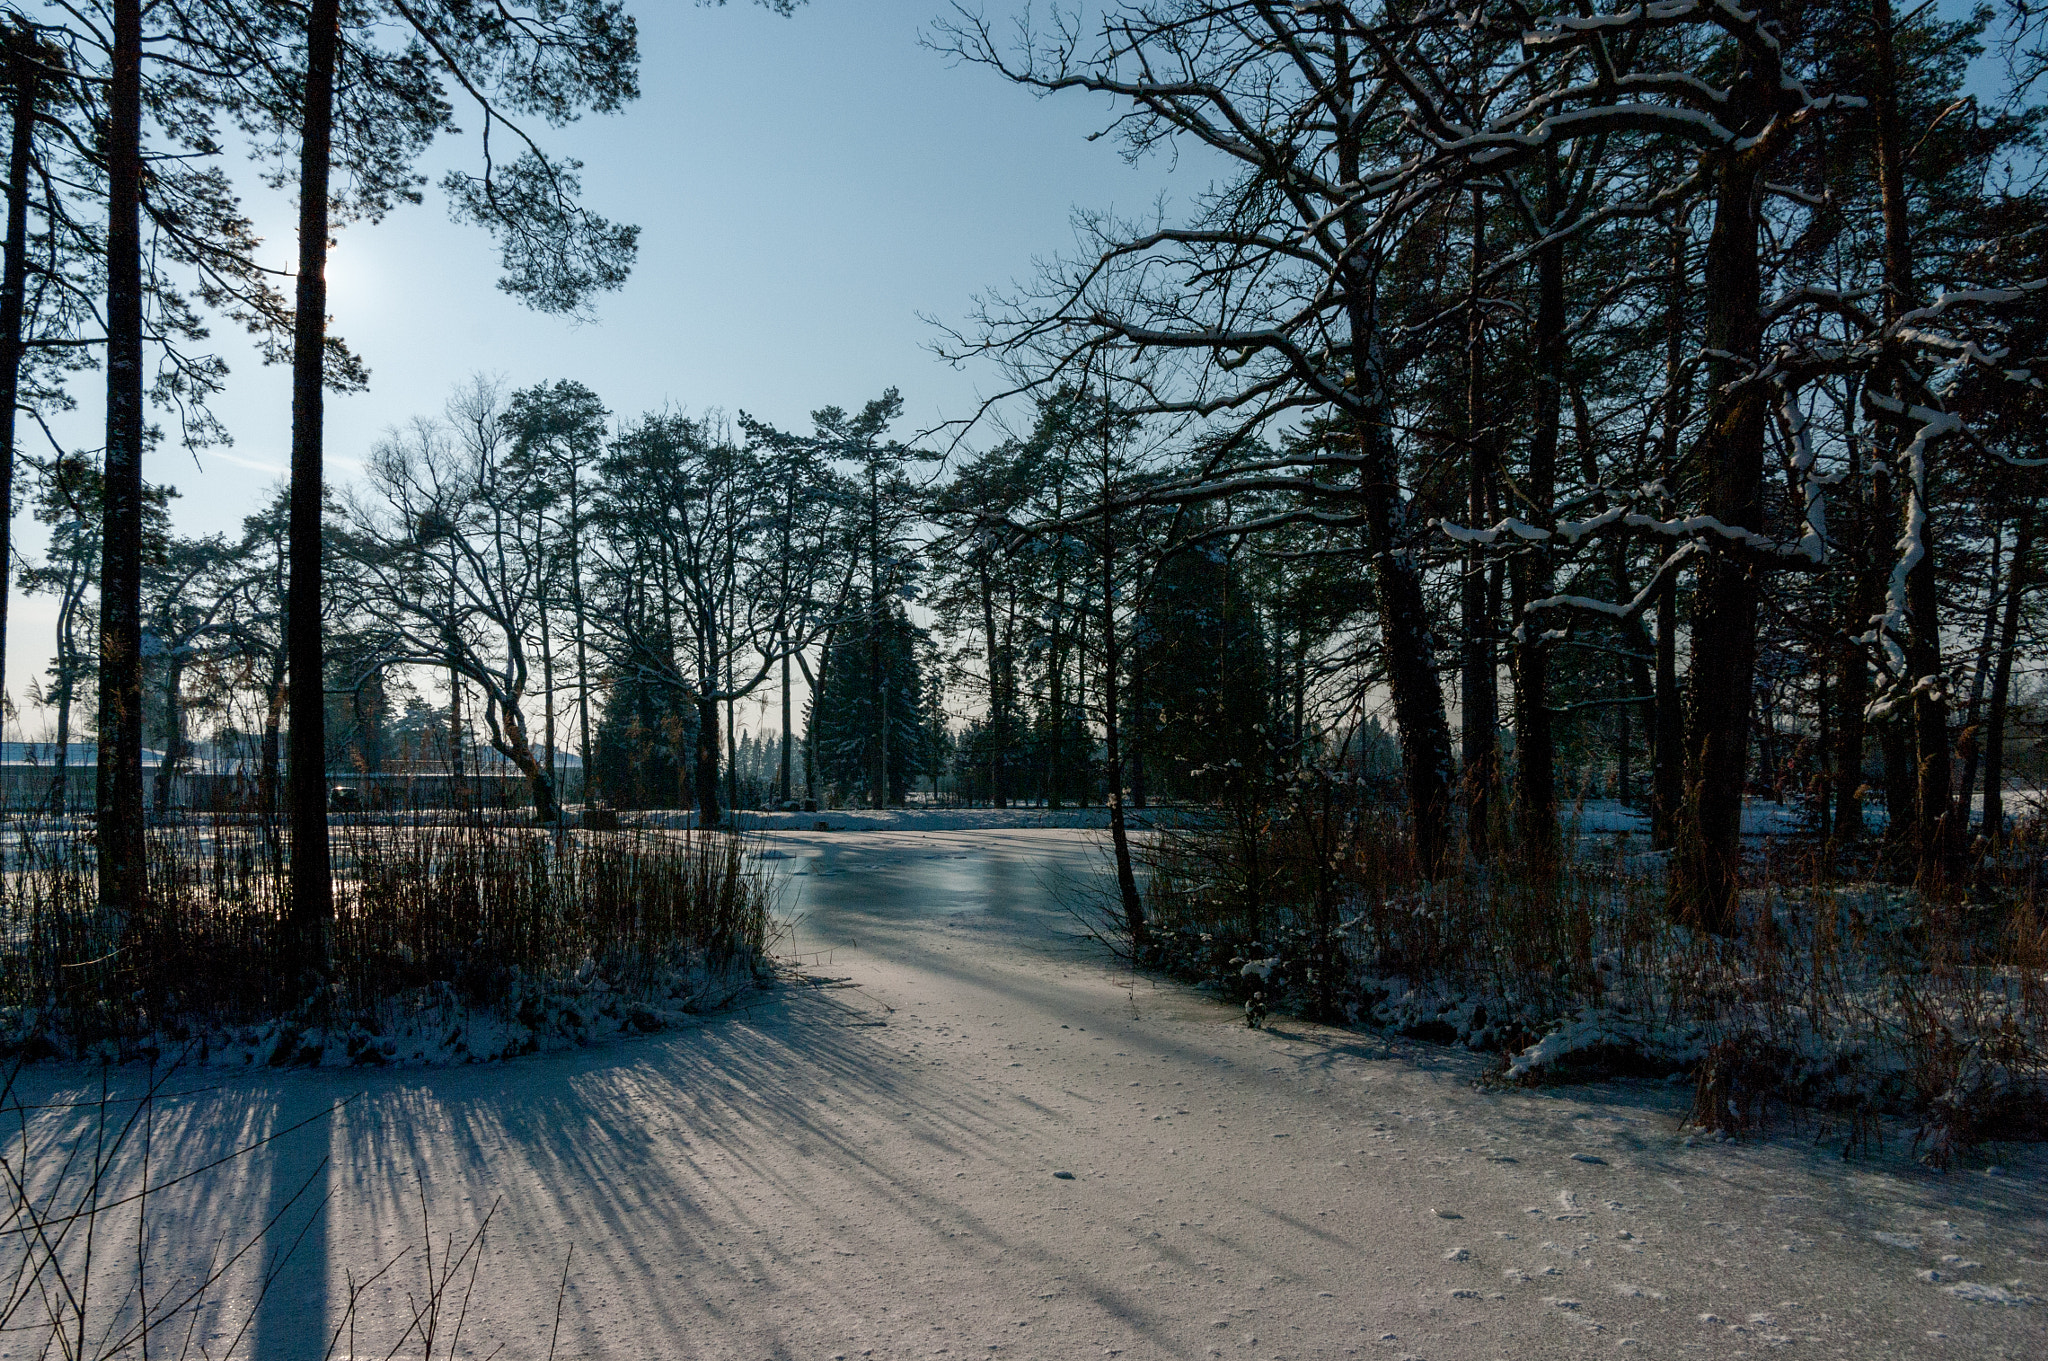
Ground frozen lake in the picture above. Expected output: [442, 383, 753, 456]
[8, 827, 2043, 1359]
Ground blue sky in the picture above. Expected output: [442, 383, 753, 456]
[8, 1, 1183, 725]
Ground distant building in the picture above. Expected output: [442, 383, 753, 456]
[0, 740, 582, 812]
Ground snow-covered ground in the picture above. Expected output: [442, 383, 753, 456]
[10, 828, 2044, 1359]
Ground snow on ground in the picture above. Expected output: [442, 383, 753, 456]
[11, 828, 2045, 1359]
[1566, 798, 1812, 837]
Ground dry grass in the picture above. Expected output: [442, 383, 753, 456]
[0, 814, 774, 1060]
[1128, 794, 2048, 1162]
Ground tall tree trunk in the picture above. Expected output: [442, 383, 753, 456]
[151, 653, 184, 815]
[1460, 186, 1498, 859]
[448, 663, 467, 811]
[492, 709, 558, 823]
[1651, 217, 1689, 850]
[1100, 515, 1145, 954]
[1981, 511, 2032, 839]
[570, 476, 594, 801]
[1952, 520, 2004, 834]
[694, 691, 722, 827]
[1617, 541, 1654, 808]
[96, 0, 147, 915]
[0, 31, 38, 722]
[260, 646, 286, 816]
[1870, 0, 1954, 875]
[1049, 525, 1066, 810]
[1351, 343, 1453, 875]
[50, 658, 70, 815]
[540, 593, 558, 809]
[1835, 380, 1875, 844]
[286, 0, 341, 973]
[779, 636, 792, 804]
[1672, 143, 1770, 933]
[1330, 18, 1452, 874]
[695, 606, 723, 825]
[1652, 575, 1681, 849]
[1128, 640, 1148, 810]
[978, 566, 1007, 807]
[1512, 155, 1564, 856]
[799, 629, 829, 805]
[870, 618, 888, 808]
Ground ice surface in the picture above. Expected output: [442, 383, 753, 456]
[11, 827, 2041, 1359]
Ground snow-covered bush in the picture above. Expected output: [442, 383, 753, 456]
[1118, 802, 2048, 1161]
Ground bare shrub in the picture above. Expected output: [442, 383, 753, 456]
[1124, 788, 2048, 1159]
[2, 813, 775, 1061]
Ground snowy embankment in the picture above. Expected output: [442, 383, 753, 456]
[7, 828, 2039, 1360]
[1136, 799, 2047, 1150]
[99, 956, 771, 1070]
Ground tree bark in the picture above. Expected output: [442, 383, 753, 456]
[1651, 216, 1689, 850]
[260, 645, 285, 816]
[447, 659, 467, 811]
[540, 592, 558, 808]
[1834, 380, 1876, 845]
[570, 472, 594, 802]
[49, 640, 72, 815]
[1512, 155, 1564, 857]
[1099, 490, 1145, 954]
[1870, 0, 1954, 875]
[1617, 541, 1654, 807]
[978, 564, 1007, 807]
[1952, 519, 2004, 835]
[490, 705, 558, 823]
[779, 636, 792, 804]
[1672, 144, 1770, 933]
[286, 0, 342, 972]
[0, 30, 38, 722]
[1981, 511, 2032, 839]
[151, 652, 184, 815]
[1128, 640, 1148, 810]
[1460, 187, 1498, 859]
[1328, 16, 1452, 873]
[694, 691, 722, 827]
[96, 0, 147, 915]
[1351, 342, 1454, 875]
[1652, 574, 1681, 849]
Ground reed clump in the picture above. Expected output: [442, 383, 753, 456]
[1125, 792, 2048, 1161]
[1, 813, 775, 1064]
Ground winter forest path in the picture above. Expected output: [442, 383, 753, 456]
[29, 829, 2047, 1359]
